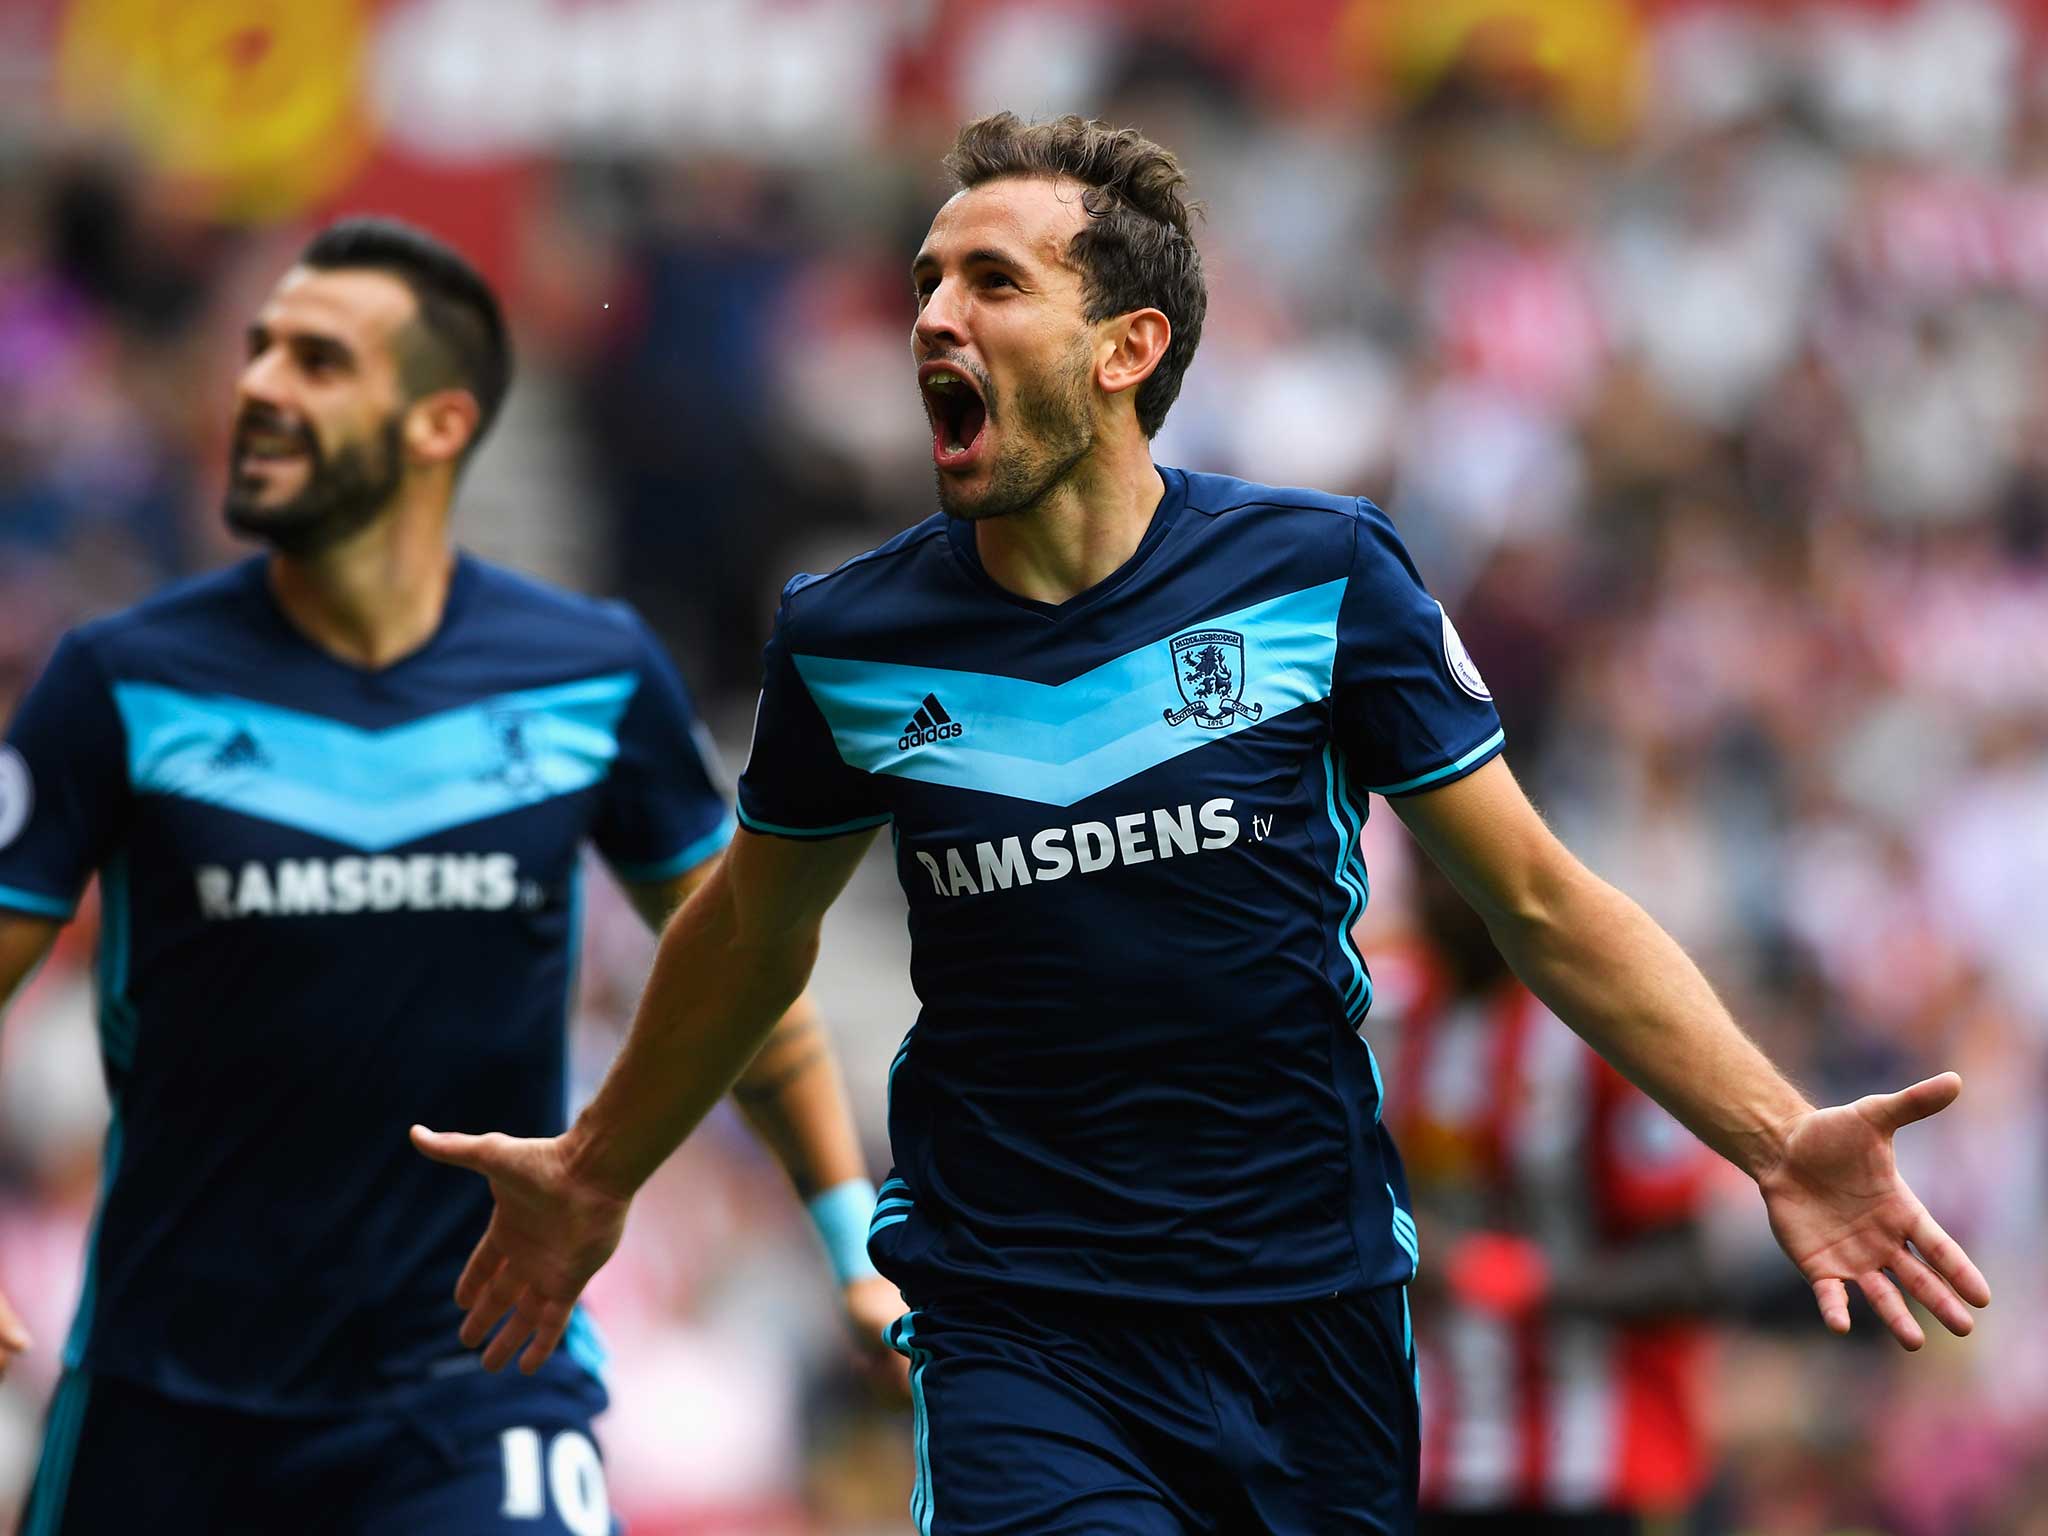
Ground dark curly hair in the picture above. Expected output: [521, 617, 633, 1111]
[944, 112, 1207, 439]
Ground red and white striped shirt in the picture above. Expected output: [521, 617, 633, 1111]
[1378, 947, 1715, 1514]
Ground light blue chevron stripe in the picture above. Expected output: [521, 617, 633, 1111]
[793, 578, 1347, 807]
[113, 673, 639, 851]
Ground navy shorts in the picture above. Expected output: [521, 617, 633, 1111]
[18, 1365, 614, 1536]
[884, 1284, 1420, 1535]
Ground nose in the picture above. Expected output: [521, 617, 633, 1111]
[236, 345, 292, 415]
[914, 276, 966, 354]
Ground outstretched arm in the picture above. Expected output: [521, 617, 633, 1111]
[621, 867, 871, 1204]
[413, 825, 877, 1372]
[0, 913, 61, 1379]
[1394, 756, 1991, 1349]
[624, 868, 907, 1377]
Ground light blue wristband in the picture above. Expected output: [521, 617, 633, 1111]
[807, 1177, 882, 1284]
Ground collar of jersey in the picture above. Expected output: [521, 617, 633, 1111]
[249, 550, 482, 678]
[943, 465, 1186, 621]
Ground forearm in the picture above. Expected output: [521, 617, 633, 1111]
[622, 869, 866, 1199]
[567, 870, 817, 1200]
[1488, 866, 1808, 1179]
[730, 991, 868, 1200]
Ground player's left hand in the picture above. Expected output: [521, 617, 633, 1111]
[1756, 1073, 1991, 1350]
[410, 1124, 631, 1374]
[840, 1274, 913, 1399]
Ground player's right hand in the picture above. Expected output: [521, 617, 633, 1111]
[410, 1125, 631, 1375]
[0, 1287, 30, 1382]
[841, 1273, 914, 1400]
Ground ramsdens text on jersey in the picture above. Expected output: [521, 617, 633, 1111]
[911, 797, 1239, 898]
[195, 853, 527, 919]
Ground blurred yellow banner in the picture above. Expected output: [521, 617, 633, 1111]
[1346, 0, 1646, 141]
[56, 0, 376, 222]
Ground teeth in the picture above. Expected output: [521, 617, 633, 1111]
[927, 375, 959, 390]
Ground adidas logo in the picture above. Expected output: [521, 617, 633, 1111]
[897, 693, 963, 752]
[208, 729, 269, 773]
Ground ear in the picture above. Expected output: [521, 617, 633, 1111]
[1097, 309, 1171, 404]
[404, 389, 482, 468]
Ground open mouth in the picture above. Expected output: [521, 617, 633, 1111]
[234, 420, 315, 475]
[919, 362, 988, 471]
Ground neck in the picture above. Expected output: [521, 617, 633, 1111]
[973, 432, 1162, 605]
[267, 488, 456, 669]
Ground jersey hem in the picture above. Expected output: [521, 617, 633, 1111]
[1366, 727, 1505, 797]
[0, 882, 73, 919]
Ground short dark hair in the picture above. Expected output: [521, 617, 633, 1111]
[298, 216, 512, 456]
[944, 112, 1206, 438]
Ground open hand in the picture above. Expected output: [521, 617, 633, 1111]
[411, 1125, 631, 1374]
[841, 1274, 912, 1399]
[1757, 1073, 1991, 1350]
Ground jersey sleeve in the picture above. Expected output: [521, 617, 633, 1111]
[1331, 503, 1505, 796]
[0, 632, 130, 920]
[588, 612, 735, 883]
[734, 586, 891, 840]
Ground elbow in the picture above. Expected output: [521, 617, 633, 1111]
[1478, 851, 1605, 955]
[752, 930, 822, 1014]
[720, 905, 824, 1014]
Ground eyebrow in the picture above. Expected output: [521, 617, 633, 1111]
[911, 246, 1028, 278]
[246, 323, 356, 363]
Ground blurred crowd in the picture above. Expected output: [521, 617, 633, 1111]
[4, 0, 2048, 1532]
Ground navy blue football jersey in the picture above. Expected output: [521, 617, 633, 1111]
[737, 468, 1503, 1307]
[0, 555, 732, 1411]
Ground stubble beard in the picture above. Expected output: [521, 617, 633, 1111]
[936, 344, 1097, 524]
[224, 413, 406, 559]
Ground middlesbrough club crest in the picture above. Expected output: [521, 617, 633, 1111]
[1164, 629, 1263, 730]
